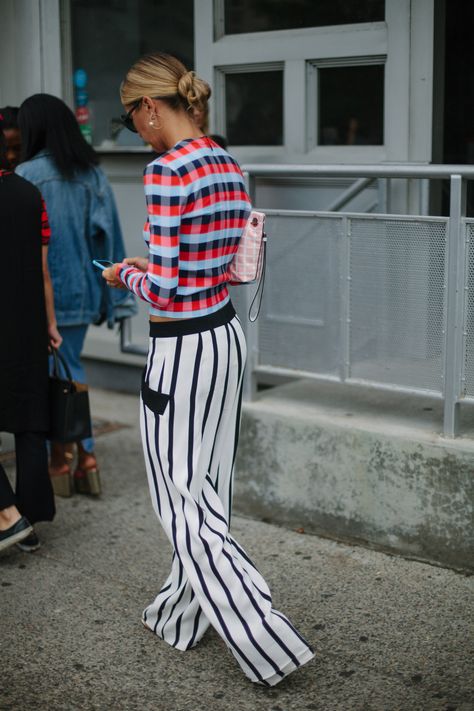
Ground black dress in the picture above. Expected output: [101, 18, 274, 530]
[0, 170, 54, 522]
[0, 171, 49, 431]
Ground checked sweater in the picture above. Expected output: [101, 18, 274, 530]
[117, 136, 251, 318]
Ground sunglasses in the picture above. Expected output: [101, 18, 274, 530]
[120, 99, 142, 133]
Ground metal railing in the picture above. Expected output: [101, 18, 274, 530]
[120, 163, 474, 437]
[236, 164, 474, 438]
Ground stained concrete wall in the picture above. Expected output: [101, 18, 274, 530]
[233, 379, 474, 572]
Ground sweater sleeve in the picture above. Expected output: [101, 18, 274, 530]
[117, 161, 186, 309]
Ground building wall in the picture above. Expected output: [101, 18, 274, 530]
[0, 0, 63, 106]
[1, 0, 439, 364]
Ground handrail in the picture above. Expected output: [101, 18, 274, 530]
[239, 163, 473, 436]
[242, 163, 474, 179]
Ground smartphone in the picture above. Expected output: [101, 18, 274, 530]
[92, 259, 114, 271]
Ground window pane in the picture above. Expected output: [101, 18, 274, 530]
[71, 0, 194, 148]
[318, 65, 384, 146]
[224, 0, 384, 35]
[225, 71, 283, 145]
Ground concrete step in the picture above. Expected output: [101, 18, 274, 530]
[234, 379, 474, 571]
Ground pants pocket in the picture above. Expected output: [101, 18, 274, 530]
[141, 373, 170, 415]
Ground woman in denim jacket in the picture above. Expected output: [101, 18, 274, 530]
[16, 94, 133, 498]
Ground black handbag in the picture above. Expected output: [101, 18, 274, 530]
[48, 349, 92, 443]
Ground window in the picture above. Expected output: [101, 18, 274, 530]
[221, 0, 385, 35]
[308, 62, 385, 148]
[224, 69, 283, 146]
[70, 0, 194, 149]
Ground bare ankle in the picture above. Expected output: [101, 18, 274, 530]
[0, 506, 21, 530]
[50, 442, 75, 469]
[78, 453, 97, 470]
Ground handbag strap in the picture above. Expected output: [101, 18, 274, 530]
[248, 235, 267, 323]
[51, 348, 74, 383]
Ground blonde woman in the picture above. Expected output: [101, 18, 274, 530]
[103, 52, 314, 686]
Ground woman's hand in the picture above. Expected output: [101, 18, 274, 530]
[123, 256, 149, 272]
[102, 264, 126, 289]
[48, 322, 62, 349]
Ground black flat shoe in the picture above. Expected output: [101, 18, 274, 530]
[0, 516, 33, 552]
[16, 531, 41, 552]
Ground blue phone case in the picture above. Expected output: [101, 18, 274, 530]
[92, 259, 113, 271]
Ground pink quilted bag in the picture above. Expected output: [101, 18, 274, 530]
[228, 210, 266, 284]
[228, 210, 267, 321]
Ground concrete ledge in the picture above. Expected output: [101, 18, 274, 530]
[83, 357, 142, 395]
[234, 380, 474, 572]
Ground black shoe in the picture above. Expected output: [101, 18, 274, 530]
[0, 516, 33, 552]
[16, 531, 41, 552]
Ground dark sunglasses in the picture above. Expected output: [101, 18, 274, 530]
[120, 99, 142, 133]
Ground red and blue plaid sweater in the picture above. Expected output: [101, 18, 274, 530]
[116, 136, 251, 318]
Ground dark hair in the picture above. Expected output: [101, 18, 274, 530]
[0, 106, 19, 130]
[0, 130, 8, 169]
[209, 134, 228, 150]
[18, 94, 99, 177]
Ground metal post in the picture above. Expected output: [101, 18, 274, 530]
[241, 172, 258, 401]
[339, 217, 351, 381]
[377, 178, 388, 213]
[443, 175, 467, 436]
[419, 178, 430, 216]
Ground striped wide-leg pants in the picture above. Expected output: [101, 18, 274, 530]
[139, 302, 314, 686]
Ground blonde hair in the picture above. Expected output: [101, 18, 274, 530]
[120, 52, 211, 117]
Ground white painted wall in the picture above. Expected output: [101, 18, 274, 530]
[0, 0, 62, 106]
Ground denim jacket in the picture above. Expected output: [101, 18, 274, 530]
[16, 150, 136, 327]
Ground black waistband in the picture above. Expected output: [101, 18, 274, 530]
[149, 301, 236, 338]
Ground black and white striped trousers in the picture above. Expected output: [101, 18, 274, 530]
[140, 302, 314, 685]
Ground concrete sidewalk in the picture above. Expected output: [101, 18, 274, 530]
[0, 389, 473, 711]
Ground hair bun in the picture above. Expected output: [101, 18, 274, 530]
[178, 71, 211, 110]
[177, 71, 196, 103]
[121, 53, 211, 116]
